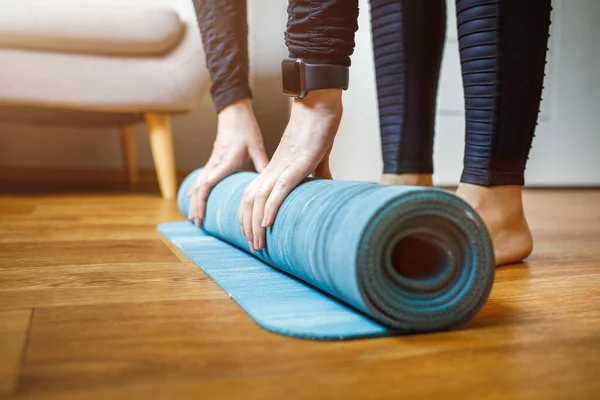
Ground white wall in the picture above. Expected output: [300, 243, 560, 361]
[333, 0, 600, 186]
[1, 0, 598, 187]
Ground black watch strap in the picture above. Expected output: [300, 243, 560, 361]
[305, 63, 349, 93]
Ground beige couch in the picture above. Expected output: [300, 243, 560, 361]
[0, 0, 211, 199]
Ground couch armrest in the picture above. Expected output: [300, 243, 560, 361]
[0, 0, 185, 56]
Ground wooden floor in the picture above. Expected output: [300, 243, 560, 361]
[0, 189, 599, 399]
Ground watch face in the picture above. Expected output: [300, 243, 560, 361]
[282, 60, 301, 96]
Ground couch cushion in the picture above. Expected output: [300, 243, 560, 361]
[0, 105, 144, 127]
[0, 0, 185, 56]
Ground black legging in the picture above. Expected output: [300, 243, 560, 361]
[287, 0, 552, 186]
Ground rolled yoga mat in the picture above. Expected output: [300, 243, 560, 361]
[158, 169, 495, 340]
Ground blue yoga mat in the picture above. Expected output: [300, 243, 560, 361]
[158, 169, 495, 340]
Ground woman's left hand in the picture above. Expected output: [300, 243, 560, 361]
[239, 89, 343, 252]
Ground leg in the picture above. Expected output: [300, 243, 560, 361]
[119, 125, 137, 185]
[454, 0, 552, 265]
[370, 0, 446, 187]
[145, 114, 177, 200]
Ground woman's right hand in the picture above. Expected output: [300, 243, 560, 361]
[188, 98, 268, 227]
[238, 89, 343, 252]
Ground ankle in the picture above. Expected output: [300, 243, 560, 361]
[380, 173, 433, 187]
[456, 184, 528, 231]
[457, 183, 532, 266]
[457, 184, 523, 212]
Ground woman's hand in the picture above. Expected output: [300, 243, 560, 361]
[239, 89, 343, 252]
[188, 98, 268, 227]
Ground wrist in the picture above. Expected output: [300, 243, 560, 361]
[218, 98, 254, 119]
[293, 89, 343, 116]
[216, 98, 262, 141]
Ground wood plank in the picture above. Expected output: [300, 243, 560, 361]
[0, 195, 183, 243]
[19, 339, 597, 400]
[0, 262, 227, 309]
[0, 224, 169, 244]
[12, 340, 600, 400]
[0, 204, 35, 216]
[14, 298, 600, 399]
[0, 240, 179, 268]
[0, 310, 32, 396]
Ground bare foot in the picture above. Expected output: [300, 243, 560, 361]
[380, 173, 434, 187]
[456, 183, 533, 266]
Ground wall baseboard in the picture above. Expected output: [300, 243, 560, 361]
[0, 167, 193, 195]
[1, 167, 596, 195]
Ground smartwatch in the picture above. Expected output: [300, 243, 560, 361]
[281, 58, 349, 98]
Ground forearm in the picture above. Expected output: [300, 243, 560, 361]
[285, 0, 359, 66]
[194, 0, 252, 112]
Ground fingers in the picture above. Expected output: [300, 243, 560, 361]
[187, 169, 208, 226]
[188, 185, 199, 224]
[313, 163, 332, 180]
[262, 163, 310, 229]
[250, 173, 280, 251]
[243, 196, 254, 251]
[240, 179, 258, 251]
[312, 148, 333, 180]
[240, 169, 277, 252]
[240, 160, 313, 253]
[252, 189, 267, 251]
[189, 162, 232, 227]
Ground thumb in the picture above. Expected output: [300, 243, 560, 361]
[249, 141, 269, 173]
[312, 147, 333, 180]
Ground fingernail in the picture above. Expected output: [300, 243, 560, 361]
[259, 235, 265, 251]
[254, 236, 260, 251]
[261, 215, 269, 228]
[248, 240, 255, 252]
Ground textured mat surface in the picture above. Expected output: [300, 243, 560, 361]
[158, 169, 495, 340]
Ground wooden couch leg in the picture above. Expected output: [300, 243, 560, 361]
[145, 114, 176, 200]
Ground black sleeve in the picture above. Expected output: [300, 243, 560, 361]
[193, 0, 253, 112]
[285, 0, 359, 66]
